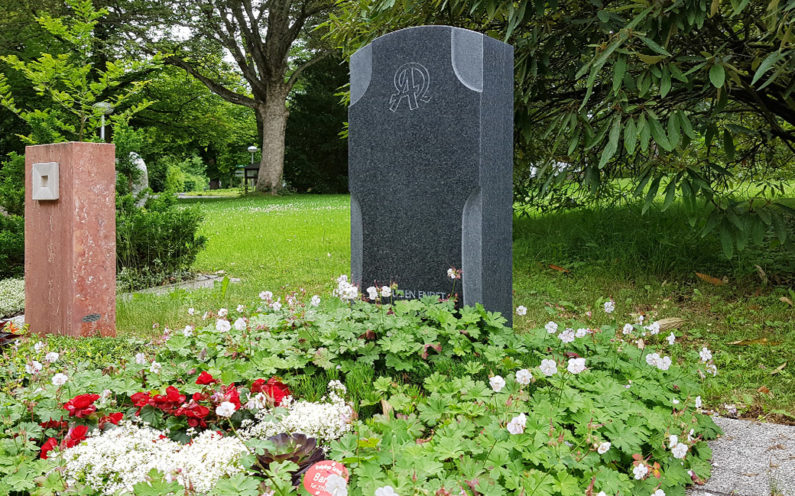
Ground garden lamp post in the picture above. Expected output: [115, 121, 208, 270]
[246, 145, 257, 194]
[93, 102, 114, 141]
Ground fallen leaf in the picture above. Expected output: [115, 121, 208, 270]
[549, 264, 570, 273]
[728, 337, 781, 346]
[771, 363, 787, 375]
[757, 385, 770, 394]
[695, 272, 725, 285]
[755, 265, 768, 285]
[656, 317, 685, 331]
[780, 297, 793, 307]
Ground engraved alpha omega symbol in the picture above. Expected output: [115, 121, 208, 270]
[389, 62, 431, 112]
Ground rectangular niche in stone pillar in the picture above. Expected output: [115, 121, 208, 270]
[348, 26, 514, 324]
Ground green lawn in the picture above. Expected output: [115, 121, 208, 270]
[117, 192, 795, 419]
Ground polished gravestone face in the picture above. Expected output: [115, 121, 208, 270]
[349, 25, 514, 323]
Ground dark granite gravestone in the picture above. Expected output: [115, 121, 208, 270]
[348, 25, 514, 323]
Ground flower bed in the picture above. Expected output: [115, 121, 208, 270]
[0, 277, 24, 318]
[0, 278, 720, 496]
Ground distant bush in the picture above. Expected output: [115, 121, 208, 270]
[0, 152, 25, 217]
[0, 214, 23, 278]
[0, 278, 24, 317]
[116, 193, 207, 290]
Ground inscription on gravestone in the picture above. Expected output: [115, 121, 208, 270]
[349, 25, 514, 322]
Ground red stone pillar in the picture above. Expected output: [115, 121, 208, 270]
[25, 142, 116, 337]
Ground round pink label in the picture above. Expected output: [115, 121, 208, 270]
[303, 461, 349, 496]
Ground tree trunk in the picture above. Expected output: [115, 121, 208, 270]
[255, 85, 290, 194]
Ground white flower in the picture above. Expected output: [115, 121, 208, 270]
[597, 441, 611, 454]
[695, 396, 702, 409]
[271, 301, 282, 311]
[516, 305, 527, 316]
[489, 375, 506, 393]
[52, 373, 68, 386]
[217, 308, 228, 317]
[597, 493, 607, 496]
[34, 341, 44, 352]
[687, 429, 696, 442]
[324, 474, 348, 496]
[633, 463, 648, 479]
[135, 353, 147, 365]
[672, 398, 680, 405]
[558, 329, 575, 343]
[666, 332, 676, 345]
[233, 318, 247, 331]
[366, 286, 378, 300]
[260, 291, 273, 301]
[44, 352, 59, 363]
[310, 295, 321, 307]
[622, 323, 634, 335]
[149, 361, 162, 374]
[506, 413, 526, 435]
[216, 401, 236, 418]
[375, 487, 398, 496]
[706, 363, 717, 376]
[652, 490, 666, 496]
[182, 325, 193, 337]
[603, 300, 615, 313]
[658, 356, 672, 371]
[539, 359, 557, 376]
[545, 321, 558, 334]
[672, 442, 688, 459]
[202, 311, 209, 320]
[236, 304, 245, 312]
[188, 307, 195, 315]
[575, 328, 589, 338]
[669, 434, 678, 449]
[447, 268, 456, 279]
[336, 274, 348, 284]
[645, 321, 661, 335]
[380, 286, 391, 298]
[699, 347, 712, 362]
[216, 319, 231, 333]
[26, 361, 43, 374]
[567, 358, 586, 374]
[515, 369, 533, 385]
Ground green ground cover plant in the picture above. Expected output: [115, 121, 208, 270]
[0, 278, 24, 317]
[1, 288, 720, 495]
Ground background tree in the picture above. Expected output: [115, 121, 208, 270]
[327, 0, 795, 257]
[117, 0, 336, 193]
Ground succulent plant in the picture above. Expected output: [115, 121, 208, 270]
[254, 433, 325, 486]
[0, 321, 20, 349]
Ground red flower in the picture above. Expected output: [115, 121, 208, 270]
[150, 386, 186, 414]
[63, 394, 100, 418]
[251, 378, 291, 406]
[192, 392, 207, 402]
[98, 412, 123, 429]
[40, 419, 67, 431]
[222, 384, 242, 409]
[196, 371, 218, 385]
[40, 437, 58, 459]
[64, 425, 88, 448]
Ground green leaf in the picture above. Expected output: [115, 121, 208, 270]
[667, 112, 680, 149]
[678, 111, 696, 139]
[752, 52, 781, 85]
[662, 179, 677, 211]
[719, 221, 734, 258]
[660, 67, 671, 97]
[211, 475, 261, 496]
[709, 63, 725, 88]
[624, 116, 637, 154]
[613, 57, 626, 94]
[648, 115, 673, 151]
[639, 114, 651, 152]
[598, 117, 622, 168]
[640, 36, 671, 57]
[723, 129, 735, 160]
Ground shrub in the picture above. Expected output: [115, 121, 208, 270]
[0, 278, 24, 317]
[0, 152, 25, 216]
[0, 214, 24, 278]
[115, 193, 207, 290]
